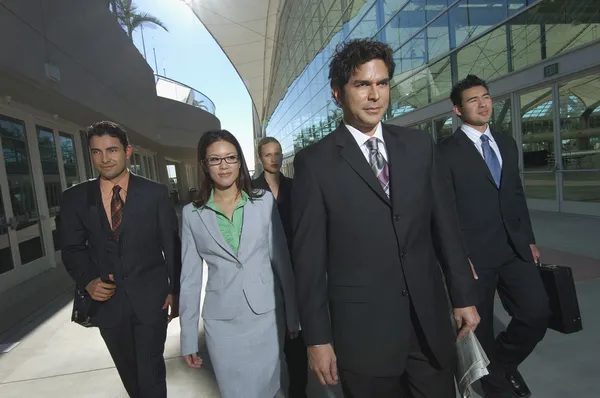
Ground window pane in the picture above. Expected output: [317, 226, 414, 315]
[490, 98, 513, 137]
[521, 87, 556, 200]
[1, 116, 45, 264]
[558, 73, 600, 203]
[37, 126, 61, 251]
[435, 115, 453, 143]
[457, 26, 508, 81]
[60, 133, 79, 187]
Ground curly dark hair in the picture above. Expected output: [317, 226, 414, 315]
[450, 75, 489, 106]
[193, 129, 263, 208]
[328, 39, 395, 104]
[86, 121, 129, 149]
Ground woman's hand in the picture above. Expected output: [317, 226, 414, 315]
[184, 353, 203, 369]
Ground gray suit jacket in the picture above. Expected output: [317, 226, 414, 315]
[179, 190, 300, 356]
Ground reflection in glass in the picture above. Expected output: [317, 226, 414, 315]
[0, 116, 45, 264]
[37, 126, 62, 251]
[0, 183, 14, 274]
[435, 116, 453, 143]
[408, 120, 433, 136]
[457, 26, 508, 81]
[520, 88, 556, 200]
[60, 133, 79, 187]
[490, 98, 513, 138]
[559, 74, 600, 203]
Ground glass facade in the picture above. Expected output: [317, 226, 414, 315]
[265, 0, 600, 156]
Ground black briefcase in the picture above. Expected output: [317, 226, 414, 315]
[537, 263, 582, 334]
[71, 286, 100, 328]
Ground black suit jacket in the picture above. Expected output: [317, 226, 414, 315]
[252, 172, 294, 251]
[58, 173, 181, 328]
[437, 128, 535, 268]
[291, 124, 477, 376]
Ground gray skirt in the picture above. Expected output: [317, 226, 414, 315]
[204, 301, 284, 398]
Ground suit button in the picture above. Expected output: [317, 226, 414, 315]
[123, 276, 128, 280]
[400, 252, 406, 259]
[402, 289, 409, 297]
[394, 215, 400, 221]
[236, 264, 242, 269]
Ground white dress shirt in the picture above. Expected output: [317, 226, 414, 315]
[460, 124, 503, 168]
[345, 122, 388, 163]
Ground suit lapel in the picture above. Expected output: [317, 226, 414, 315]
[383, 126, 411, 247]
[119, 173, 141, 236]
[454, 128, 498, 190]
[335, 124, 390, 206]
[197, 207, 239, 263]
[88, 177, 109, 233]
[237, 199, 259, 261]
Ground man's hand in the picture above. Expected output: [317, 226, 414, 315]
[468, 258, 478, 280]
[184, 353, 203, 369]
[308, 344, 338, 385]
[86, 275, 116, 301]
[530, 244, 541, 264]
[454, 306, 480, 340]
[287, 331, 299, 340]
[163, 294, 179, 323]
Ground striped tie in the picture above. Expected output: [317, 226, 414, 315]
[366, 137, 390, 197]
[111, 185, 124, 241]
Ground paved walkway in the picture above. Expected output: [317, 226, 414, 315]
[1, 210, 599, 397]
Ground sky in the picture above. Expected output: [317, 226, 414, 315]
[130, 0, 256, 170]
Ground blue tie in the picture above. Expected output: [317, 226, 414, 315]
[480, 135, 501, 187]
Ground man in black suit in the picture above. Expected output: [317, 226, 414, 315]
[438, 75, 550, 398]
[253, 136, 308, 398]
[58, 121, 181, 398]
[291, 38, 480, 398]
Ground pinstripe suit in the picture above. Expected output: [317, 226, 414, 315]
[179, 190, 299, 398]
[59, 173, 181, 398]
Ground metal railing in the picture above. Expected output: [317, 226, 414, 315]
[155, 74, 216, 115]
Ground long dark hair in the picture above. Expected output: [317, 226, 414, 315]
[193, 129, 263, 208]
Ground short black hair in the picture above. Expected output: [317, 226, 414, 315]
[450, 75, 489, 106]
[256, 136, 282, 157]
[329, 39, 395, 102]
[86, 121, 129, 149]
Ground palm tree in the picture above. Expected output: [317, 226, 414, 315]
[112, 0, 168, 40]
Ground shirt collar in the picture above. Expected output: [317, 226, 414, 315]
[461, 123, 493, 144]
[345, 122, 384, 147]
[204, 190, 249, 214]
[99, 169, 130, 196]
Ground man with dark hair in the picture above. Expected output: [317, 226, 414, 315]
[291, 38, 480, 398]
[58, 120, 181, 398]
[439, 74, 549, 398]
[253, 137, 308, 398]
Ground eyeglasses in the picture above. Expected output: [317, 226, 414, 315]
[204, 155, 239, 166]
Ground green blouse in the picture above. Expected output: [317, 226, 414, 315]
[204, 190, 249, 255]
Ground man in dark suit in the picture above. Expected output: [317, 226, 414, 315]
[58, 121, 181, 398]
[437, 75, 550, 398]
[291, 38, 480, 398]
[253, 136, 308, 398]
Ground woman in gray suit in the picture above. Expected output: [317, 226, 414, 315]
[179, 129, 300, 398]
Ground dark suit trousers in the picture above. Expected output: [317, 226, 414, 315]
[99, 296, 168, 398]
[284, 331, 308, 398]
[475, 257, 549, 396]
[339, 307, 455, 398]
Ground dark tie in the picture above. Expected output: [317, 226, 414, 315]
[480, 135, 501, 187]
[111, 185, 124, 241]
[365, 137, 390, 197]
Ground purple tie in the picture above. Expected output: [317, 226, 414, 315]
[366, 137, 390, 197]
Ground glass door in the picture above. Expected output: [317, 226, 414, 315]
[0, 116, 46, 269]
[519, 86, 559, 211]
